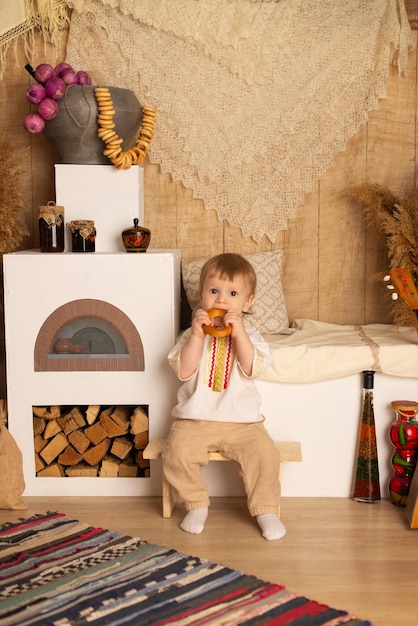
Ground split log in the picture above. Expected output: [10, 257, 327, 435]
[84, 421, 107, 445]
[40, 432, 69, 464]
[86, 404, 101, 425]
[83, 439, 110, 466]
[34, 452, 45, 472]
[68, 429, 91, 454]
[133, 431, 148, 449]
[58, 445, 83, 466]
[65, 463, 98, 477]
[99, 455, 119, 477]
[44, 419, 62, 439]
[68, 407, 86, 428]
[119, 458, 138, 477]
[33, 417, 45, 436]
[34, 433, 48, 453]
[37, 463, 65, 477]
[58, 407, 86, 434]
[101, 406, 114, 416]
[135, 449, 150, 469]
[44, 405, 61, 420]
[110, 406, 132, 430]
[100, 412, 128, 438]
[130, 407, 148, 435]
[111, 436, 133, 460]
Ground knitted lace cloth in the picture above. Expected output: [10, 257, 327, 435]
[66, 0, 414, 242]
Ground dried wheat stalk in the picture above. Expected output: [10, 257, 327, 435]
[0, 138, 29, 257]
[351, 183, 418, 327]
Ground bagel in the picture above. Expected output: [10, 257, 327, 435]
[202, 308, 232, 338]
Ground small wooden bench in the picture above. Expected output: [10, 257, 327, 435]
[143, 438, 302, 518]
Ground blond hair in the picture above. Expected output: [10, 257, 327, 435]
[199, 253, 257, 295]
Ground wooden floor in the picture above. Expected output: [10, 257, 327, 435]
[0, 496, 416, 626]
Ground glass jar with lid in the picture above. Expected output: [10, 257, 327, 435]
[39, 202, 64, 252]
[67, 220, 96, 252]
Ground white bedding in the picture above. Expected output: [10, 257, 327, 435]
[261, 319, 418, 384]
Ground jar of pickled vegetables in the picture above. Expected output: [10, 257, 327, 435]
[389, 400, 418, 507]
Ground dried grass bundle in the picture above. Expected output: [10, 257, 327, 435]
[0, 138, 29, 258]
[351, 183, 418, 327]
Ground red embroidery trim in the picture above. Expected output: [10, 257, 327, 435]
[208, 337, 217, 388]
[223, 335, 232, 389]
[207, 336, 233, 390]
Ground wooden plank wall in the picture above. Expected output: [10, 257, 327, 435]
[0, 23, 417, 350]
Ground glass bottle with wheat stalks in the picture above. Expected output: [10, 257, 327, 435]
[351, 370, 381, 503]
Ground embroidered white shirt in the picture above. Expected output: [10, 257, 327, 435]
[167, 326, 272, 423]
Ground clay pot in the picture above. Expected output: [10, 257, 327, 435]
[54, 338, 74, 354]
[43, 85, 143, 164]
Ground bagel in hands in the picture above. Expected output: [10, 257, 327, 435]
[202, 308, 232, 338]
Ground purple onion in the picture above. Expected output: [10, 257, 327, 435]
[34, 63, 55, 85]
[38, 97, 59, 120]
[23, 113, 45, 134]
[75, 71, 92, 85]
[60, 67, 77, 85]
[26, 83, 46, 104]
[54, 62, 73, 76]
[45, 76, 66, 100]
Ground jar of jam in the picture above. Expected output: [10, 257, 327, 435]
[39, 202, 64, 252]
[67, 220, 96, 252]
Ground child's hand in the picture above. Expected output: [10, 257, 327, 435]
[191, 308, 211, 338]
[224, 310, 247, 338]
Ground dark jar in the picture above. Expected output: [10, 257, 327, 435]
[39, 202, 64, 252]
[67, 220, 96, 252]
[389, 400, 418, 507]
[121, 218, 151, 252]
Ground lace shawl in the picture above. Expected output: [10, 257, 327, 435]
[66, 0, 414, 241]
[0, 1, 69, 80]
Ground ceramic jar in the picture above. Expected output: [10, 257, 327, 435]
[121, 218, 151, 252]
[43, 85, 143, 164]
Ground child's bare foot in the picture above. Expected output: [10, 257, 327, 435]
[180, 507, 208, 534]
[256, 514, 286, 540]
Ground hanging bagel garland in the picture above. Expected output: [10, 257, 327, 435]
[94, 86, 156, 169]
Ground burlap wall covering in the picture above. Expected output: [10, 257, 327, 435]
[0, 401, 27, 510]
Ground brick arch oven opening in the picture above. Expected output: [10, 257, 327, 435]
[34, 298, 145, 372]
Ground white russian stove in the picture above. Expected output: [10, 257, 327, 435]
[3, 165, 181, 496]
[4, 249, 181, 496]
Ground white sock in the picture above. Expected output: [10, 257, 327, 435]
[256, 514, 286, 541]
[180, 507, 208, 534]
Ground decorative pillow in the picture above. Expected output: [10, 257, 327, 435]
[182, 250, 289, 335]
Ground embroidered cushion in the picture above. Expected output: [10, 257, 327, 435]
[182, 250, 288, 335]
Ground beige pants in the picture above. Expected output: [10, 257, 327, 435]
[161, 419, 281, 516]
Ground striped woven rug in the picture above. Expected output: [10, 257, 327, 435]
[0, 512, 371, 625]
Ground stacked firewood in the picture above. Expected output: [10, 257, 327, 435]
[33, 405, 149, 477]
